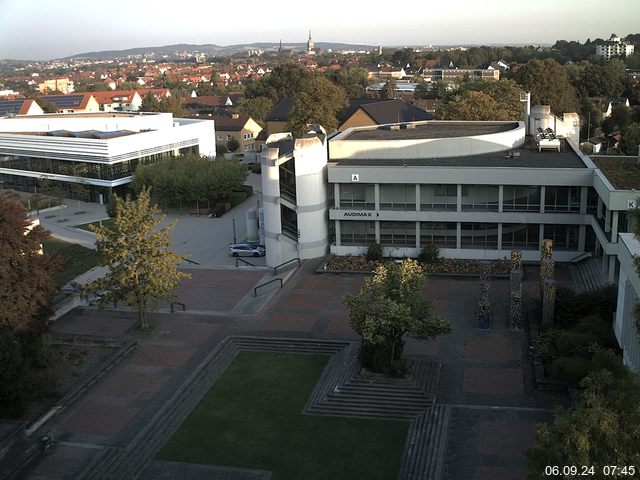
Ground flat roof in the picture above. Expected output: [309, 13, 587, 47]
[591, 156, 640, 190]
[330, 145, 587, 169]
[343, 121, 519, 141]
[1, 112, 155, 120]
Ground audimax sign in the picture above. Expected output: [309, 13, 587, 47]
[343, 211, 379, 217]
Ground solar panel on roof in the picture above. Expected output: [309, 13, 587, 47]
[42, 95, 84, 109]
[0, 100, 28, 116]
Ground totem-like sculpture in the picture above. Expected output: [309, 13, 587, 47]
[509, 250, 523, 330]
[477, 262, 491, 329]
[540, 239, 556, 326]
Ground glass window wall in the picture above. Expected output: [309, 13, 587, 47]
[339, 184, 375, 209]
[544, 224, 579, 250]
[502, 186, 540, 212]
[340, 221, 376, 245]
[420, 222, 457, 247]
[379, 184, 416, 210]
[544, 186, 580, 212]
[461, 185, 499, 211]
[420, 184, 457, 210]
[461, 223, 499, 249]
[501, 223, 540, 250]
[380, 221, 416, 246]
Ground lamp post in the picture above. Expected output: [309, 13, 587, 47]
[232, 217, 237, 244]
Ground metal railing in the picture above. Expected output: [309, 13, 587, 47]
[235, 258, 256, 267]
[254, 278, 283, 296]
[274, 257, 300, 275]
[170, 301, 186, 313]
[568, 251, 593, 263]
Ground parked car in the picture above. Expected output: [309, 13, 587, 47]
[229, 243, 265, 257]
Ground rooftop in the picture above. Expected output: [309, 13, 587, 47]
[592, 156, 640, 190]
[331, 144, 587, 169]
[344, 121, 519, 141]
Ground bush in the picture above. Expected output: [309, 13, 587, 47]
[554, 285, 617, 327]
[251, 163, 262, 174]
[418, 245, 439, 264]
[366, 243, 384, 262]
[105, 194, 117, 218]
[548, 355, 592, 387]
[230, 191, 248, 207]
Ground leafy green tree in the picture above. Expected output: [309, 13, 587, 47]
[380, 78, 397, 99]
[0, 194, 59, 334]
[414, 82, 433, 99]
[31, 95, 59, 113]
[245, 63, 311, 103]
[527, 358, 640, 479]
[516, 58, 579, 114]
[226, 137, 240, 153]
[84, 187, 190, 329]
[140, 92, 161, 112]
[288, 76, 348, 136]
[343, 259, 450, 375]
[159, 92, 185, 117]
[327, 66, 371, 98]
[619, 123, 640, 156]
[602, 105, 632, 136]
[237, 96, 274, 128]
[436, 78, 524, 121]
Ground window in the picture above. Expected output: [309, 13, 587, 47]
[340, 221, 376, 245]
[461, 223, 499, 249]
[420, 222, 456, 247]
[502, 223, 539, 250]
[217, 135, 224, 141]
[544, 187, 580, 212]
[339, 184, 374, 209]
[380, 222, 416, 246]
[503, 186, 540, 212]
[243, 133, 253, 140]
[420, 185, 457, 210]
[544, 224, 579, 250]
[226, 135, 232, 141]
[461, 185, 499, 211]
[379, 184, 416, 210]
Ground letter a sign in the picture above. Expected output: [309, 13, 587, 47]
[351, 174, 360, 182]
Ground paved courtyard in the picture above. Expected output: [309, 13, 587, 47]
[12, 258, 568, 480]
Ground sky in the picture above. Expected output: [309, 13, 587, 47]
[0, 0, 638, 60]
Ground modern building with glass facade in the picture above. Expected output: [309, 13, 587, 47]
[328, 121, 600, 262]
[0, 112, 215, 201]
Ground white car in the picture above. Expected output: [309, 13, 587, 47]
[229, 243, 265, 257]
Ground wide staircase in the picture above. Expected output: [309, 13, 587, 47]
[569, 257, 610, 294]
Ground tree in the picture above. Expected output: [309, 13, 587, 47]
[380, 78, 397, 99]
[436, 78, 524, 121]
[619, 123, 640, 156]
[327, 66, 370, 98]
[237, 96, 274, 128]
[527, 357, 640, 479]
[84, 187, 190, 329]
[343, 259, 451, 375]
[226, 137, 240, 153]
[516, 58, 579, 114]
[0, 194, 59, 333]
[287, 76, 348, 136]
[602, 105, 632, 136]
[31, 95, 59, 113]
[159, 92, 185, 117]
[245, 63, 311, 102]
[140, 92, 160, 111]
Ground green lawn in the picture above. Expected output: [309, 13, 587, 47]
[74, 218, 115, 231]
[43, 238, 100, 286]
[157, 351, 409, 480]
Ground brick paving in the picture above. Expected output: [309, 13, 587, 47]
[19, 261, 570, 480]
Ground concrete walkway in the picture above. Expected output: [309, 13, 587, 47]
[16, 259, 567, 480]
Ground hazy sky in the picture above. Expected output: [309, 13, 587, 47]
[0, 0, 638, 60]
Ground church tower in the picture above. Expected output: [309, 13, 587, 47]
[307, 30, 314, 54]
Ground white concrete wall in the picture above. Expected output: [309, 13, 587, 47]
[330, 121, 525, 160]
[614, 233, 640, 372]
[293, 136, 328, 260]
[0, 114, 215, 161]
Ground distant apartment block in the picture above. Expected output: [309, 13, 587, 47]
[37, 78, 75, 94]
[422, 68, 500, 82]
[596, 34, 634, 61]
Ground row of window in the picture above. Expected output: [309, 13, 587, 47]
[337, 184, 592, 213]
[0, 149, 198, 181]
[339, 221, 579, 250]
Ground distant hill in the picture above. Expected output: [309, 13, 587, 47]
[64, 42, 378, 60]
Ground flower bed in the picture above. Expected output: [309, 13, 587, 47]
[324, 254, 510, 276]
